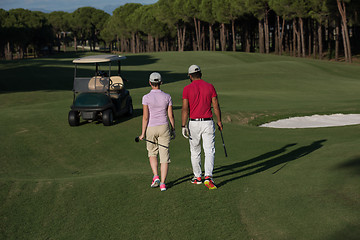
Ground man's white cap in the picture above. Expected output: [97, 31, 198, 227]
[188, 65, 201, 75]
[149, 72, 162, 83]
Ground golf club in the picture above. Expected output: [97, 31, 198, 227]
[219, 129, 228, 157]
[134, 136, 169, 149]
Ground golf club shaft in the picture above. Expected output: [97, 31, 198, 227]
[220, 130, 228, 157]
[143, 138, 169, 149]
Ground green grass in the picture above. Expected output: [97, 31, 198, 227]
[1, 51, 360, 239]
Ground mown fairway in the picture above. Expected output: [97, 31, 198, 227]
[1, 51, 360, 239]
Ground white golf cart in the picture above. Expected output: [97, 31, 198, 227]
[68, 54, 133, 126]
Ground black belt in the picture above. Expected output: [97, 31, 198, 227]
[189, 118, 212, 121]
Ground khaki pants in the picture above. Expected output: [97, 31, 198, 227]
[146, 124, 171, 164]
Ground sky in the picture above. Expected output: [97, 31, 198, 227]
[0, 0, 158, 14]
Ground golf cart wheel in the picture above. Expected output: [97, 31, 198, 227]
[68, 110, 80, 126]
[102, 109, 113, 126]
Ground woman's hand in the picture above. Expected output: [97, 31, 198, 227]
[139, 134, 145, 140]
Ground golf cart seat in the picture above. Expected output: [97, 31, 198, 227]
[109, 76, 124, 99]
[88, 76, 110, 92]
[109, 76, 124, 91]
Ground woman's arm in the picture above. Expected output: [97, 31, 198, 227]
[168, 105, 175, 130]
[139, 104, 149, 140]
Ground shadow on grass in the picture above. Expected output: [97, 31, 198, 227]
[123, 71, 187, 90]
[327, 224, 360, 240]
[215, 139, 327, 187]
[336, 156, 360, 175]
[168, 140, 327, 189]
[123, 54, 159, 66]
[0, 52, 187, 93]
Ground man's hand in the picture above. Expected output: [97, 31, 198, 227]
[217, 122, 223, 131]
[182, 126, 190, 139]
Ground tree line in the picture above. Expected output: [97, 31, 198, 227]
[1, 0, 359, 62]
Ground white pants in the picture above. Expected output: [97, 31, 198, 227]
[188, 120, 215, 178]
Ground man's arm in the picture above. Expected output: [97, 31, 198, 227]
[212, 96, 223, 131]
[181, 99, 189, 127]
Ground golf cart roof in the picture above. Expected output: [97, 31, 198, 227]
[73, 55, 126, 64]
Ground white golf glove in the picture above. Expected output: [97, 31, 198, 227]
[182, 126, 190, 139]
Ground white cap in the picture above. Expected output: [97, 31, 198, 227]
[188, 65, 201, 75]
[149, 72, 162, 83]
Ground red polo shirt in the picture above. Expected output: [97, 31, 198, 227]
[182, 79, 217, 119]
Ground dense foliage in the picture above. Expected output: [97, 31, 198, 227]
[0, 0, 359, 62]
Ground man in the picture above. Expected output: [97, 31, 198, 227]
[181, 65, 223, 190]
[139, 72, 175, 192]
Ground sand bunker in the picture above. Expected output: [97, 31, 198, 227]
[260, 114, 360, 129]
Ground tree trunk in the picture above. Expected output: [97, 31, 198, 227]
[209, 24, 215, 51]
[289, 31, 293, 56]
[335, 18, 340, 61]
[155, 37, 159, 52]
[19, 46, 24, 59]
[209, 24, 212, 51]
[308, 19, 312, 57]
[230, 20, 235, 51]
[337, 0, 352, 63]
[194, 17, 199, 50]
[116, 36, 119, 52]
[327, 18, 332, 59]
[341, 23, 348, 61]
[318, 22, 323, 60]
[313, 21, 317, 58]
[275, 23, 279, 55]
[131, 33, 136, 53]
[182, 25, 186, 51]
[293, 20, 297, 57]
[264, 11, 270, 54]
[74, 36, 77, 52]
[193, 17, 202, 51]
[299, 17, 306, 58]
[201, 25, 205, 50]
[63, 32, 67, 52]
[177, 25, 181, 51]
[245, 28, 251, 53]
[285, 28, 290, 54]
[277, 16, 285, 55]
[136, 33, 141, 53]
[148, 35, 153, 52]
[57, 33, 61, 52]
[220, 23, 226, 51]
[4, 42, 9, 60]
[276, 16, 280, 55]
[177, 25, 186, 52]
[120, 37, 124, 52]
[293, 19, 301, 57]
[258, 19, 265, 53]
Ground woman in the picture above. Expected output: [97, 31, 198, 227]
[139, 72, 175, 191]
